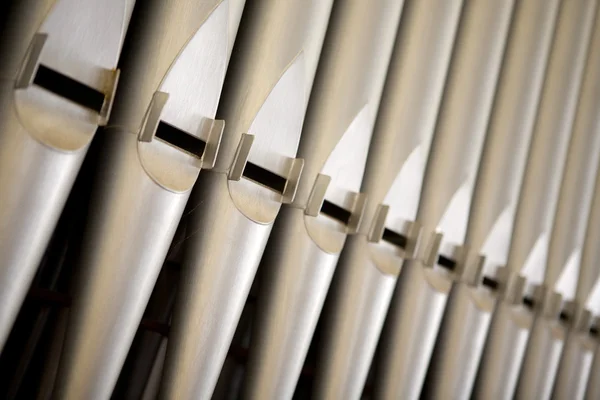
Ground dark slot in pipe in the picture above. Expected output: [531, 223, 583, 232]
[33, 65, 105, 113]
[243, 162, 287, 193]
[320, 200, 352, 225]
[155, 121, 207, 158]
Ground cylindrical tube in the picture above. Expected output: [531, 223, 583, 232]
[513, 1, 599, 398]
[311, 0, 463, 397]
[0, 0, 134, 352]
[585, 340, 600, 399]
[552, 311, 597, 400]
[425, 1, 562, 397]
[372, 0, 515, 398]
[239, 1, 406, 398]
[159, 0, 335, 397]
[53, 1, 245, 398]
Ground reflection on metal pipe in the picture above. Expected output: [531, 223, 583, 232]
[311, 0, 463, 397]
[159, 0, 334, 397]
[428, 0, 560, 397]
[513, 1, 599, 398]
[0, 0, 134, 351]
[53, 1, 245, 398]
[239, 1, 405, 398]
[373, 1, 516, 398]
[549, 7, 600, 398]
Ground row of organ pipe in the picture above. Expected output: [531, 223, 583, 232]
[1, 0, 600, 398]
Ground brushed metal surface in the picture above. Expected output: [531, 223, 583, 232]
[507, 0, 598, 286]
[160, 0, 333, 397]
[243, 207, 339, 399]
[546, 3, 600, 302]
[585, 344, 600, 399]
[472, 301, 533, 399]
[0, 0, 134, 351]
[310, 0, 464, 396]
[424, 283, 494, 399]
[552, 330, 596, 400]
[465, 0, 561, 278]
[373, 262, 453, 400]
[373, 0, 515, 397]
[515, 317, 567, 400]
[425, 1, 562, 396]
[237, 0, 405, 397]
[53, 1, 245, 398]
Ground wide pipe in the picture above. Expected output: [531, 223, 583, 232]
[0, 0, 134, 351]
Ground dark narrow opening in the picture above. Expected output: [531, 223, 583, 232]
[243, 162, 287, 193]
[320, 200, 351, 225]
[523, 296, 535, 309]
[482, 276, 499, 290]
[559, 311, 570, 323]
[382, 228, 407, 249]
[590, 326, 598, 336]
[155, 121, 206, 158]
[437, 254, 456, 270]
[33, 65, 105, 112]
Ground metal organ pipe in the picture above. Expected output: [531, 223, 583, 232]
[373, 0, 516, 398]
[159, 0, 335, 398]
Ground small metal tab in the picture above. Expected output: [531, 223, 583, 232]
[368, 204, 389, 243]
[139, 92, 169, 143]
[199, 118, 225, 169]
[403, 221, 423, 259]
[305, 174, 331, 217]
[347, 192, 367, 234]
[281, 158, 304, 204]
[15, 33, 47, 89]
[228, 133, 255, 181]
[574, 307, 592, 332]
[503, 272, 526, 304]
[542, 290, 563, 318]
[461, 254, 485, 286]
[419, 232, 443, 267]
[98, 69, 121, 126]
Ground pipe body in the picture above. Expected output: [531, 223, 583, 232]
[311, 0, 463, 397]
[160, 0, 335, 397]
[513, 2, 599, 398]
[53, 1, 245, 398]
[0, 0, 134, 351]
[429, 0, 562, 397]
[241, 1, 405, 398]
[373, 0, 515, 397]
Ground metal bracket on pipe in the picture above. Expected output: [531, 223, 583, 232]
[139, 91, 225, 169]
[228, 133, 304, 203]
[15, 32, 121, 125]
[367, 204, 422, 259]
[346, 192, 367, 234]
[305, 174, 331, 217]
[573, 307, 593, 333]
[458, 253, 485, 286]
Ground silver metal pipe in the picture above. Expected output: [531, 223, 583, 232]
[238, 1, 405, 398]
[0, 0, 134, 351]
[373, 0, 516, 398]
[513, 1, 599, 398]
[552, 310, 597, 400]
[548, 8, 600, 398]
[52, 1, 245, 398]
[585, 337, 600, 399]
[310, 0, 463, 397]
[159, 0, 335, 397]
[426, 0, 561, 397]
